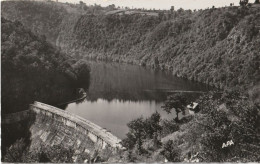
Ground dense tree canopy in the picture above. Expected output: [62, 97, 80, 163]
[1, 18, 90, 114]
[121, 90, 259, 162]
[162, 93, 188, 121]
[2, 1, 259, 90]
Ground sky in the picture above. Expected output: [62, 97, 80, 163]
[58, 0, 256, 10]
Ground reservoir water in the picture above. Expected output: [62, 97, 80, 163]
[65, 61, 209, 138]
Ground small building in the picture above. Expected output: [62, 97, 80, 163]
[187, 102, 200, 115]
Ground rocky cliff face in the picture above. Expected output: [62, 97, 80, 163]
[2, 1, 260, 89]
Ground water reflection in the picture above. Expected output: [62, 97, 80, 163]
[65, 61, 210, 138]
[66, 99, 172, 139]
[86, 61, 209, 102]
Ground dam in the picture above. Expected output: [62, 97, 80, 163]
[2, 101, 123, 158]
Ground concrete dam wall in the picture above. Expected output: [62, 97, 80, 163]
[2, 101, 122, 155]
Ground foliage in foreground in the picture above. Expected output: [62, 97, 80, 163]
[3, 138, 114, 163]
[122, 90, 260, 162]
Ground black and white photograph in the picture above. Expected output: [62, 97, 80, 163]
[1, 0, 260, 163]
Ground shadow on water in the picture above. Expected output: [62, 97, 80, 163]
[83, 61, 212, 102]
[1, 65, 90, 160]
[1, 60, 211, 149]
[65, 61, 212, 138]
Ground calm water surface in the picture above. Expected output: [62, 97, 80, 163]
[65, 61, 209, 138]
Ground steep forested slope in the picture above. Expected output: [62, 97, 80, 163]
[2, 1, 260, 90]
[58, 7, 260, 90]
[1, 1, 68, 44]
[1, 2, 259, 163]
[1, 18, 90, 114]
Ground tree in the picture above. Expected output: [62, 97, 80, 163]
[126, 117, 146, 154]
[39, 152, 51, 163]
[161, 119, 179, 137]
[162, 93, 188, 121]
[122, 132, 137, 150]
[44, 145, 74, 163]
[146, 112, 162, 148]
[177, 8, 184, 14]
[4, 139, 28, 162]
[145, 111, 162, 138]
[122, 112, 163, 153]
[161, 140, 180, 162]
[239, 0, 249, 6]
[108, 4, 116, 9]
[170, 6, 174, 14]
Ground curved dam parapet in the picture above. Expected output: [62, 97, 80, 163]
[2, 101, 123, 157]
[31, 101, 122, 149]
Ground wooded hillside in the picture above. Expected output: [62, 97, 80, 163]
[2, 1, 259, 90]
[1, 17, 90, 114]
